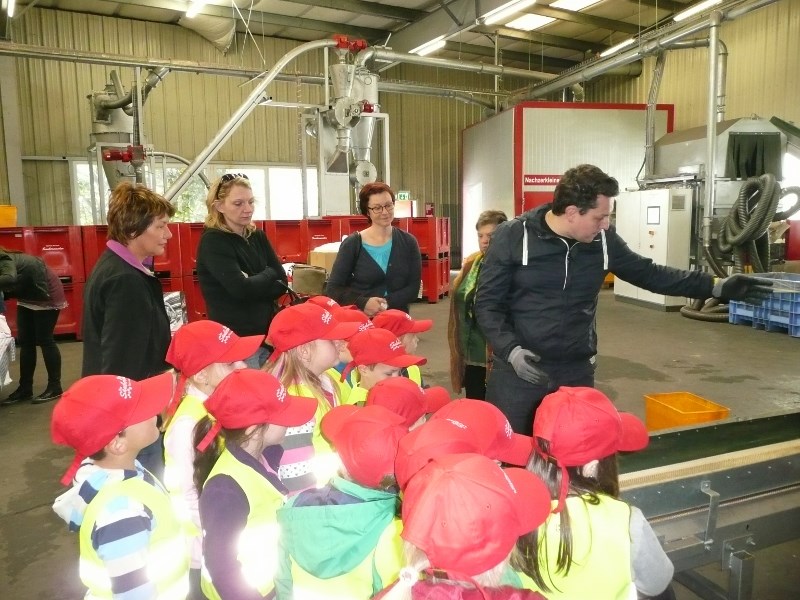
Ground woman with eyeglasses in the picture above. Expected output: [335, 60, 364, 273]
[196, 173, 287, 368]
[326, 182, 422, 316]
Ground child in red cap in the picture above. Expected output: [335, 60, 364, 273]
[51, 373, 190, 600]
[326, 306, 374, 403]
[365, 377, 451, 429]
[275, 404, 408, 598]
[193, 369, 317, 600]
[372, 309, 432, 386]
[342, 328, 427, 406]
[163, 319, 263, 595]
[264, 303, 361, 492]
[376, 453, 550, 600]
[513, 386, 673, 599]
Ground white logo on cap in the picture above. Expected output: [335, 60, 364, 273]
[321, 310, 332, 324]
[326, 299, 336, 306]
[276, 385, 287, 403]
[117, 377, 133, 399]
[389, 339, 402, 351]
[445, 418, 467, 430]
[504, 420, 513, 439]
[218, 327, 233, 344]
[404, 313, 413, 320]
[358, 322, 373, 332]
[501, 469, 518, 494]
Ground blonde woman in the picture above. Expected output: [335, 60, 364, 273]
[196, 174, 286, 367]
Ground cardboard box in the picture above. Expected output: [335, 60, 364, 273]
[308, 250, 338, 274]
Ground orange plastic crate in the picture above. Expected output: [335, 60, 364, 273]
[645, 392, 730, 431]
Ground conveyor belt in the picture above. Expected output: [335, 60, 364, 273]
[618, 412, 800, 473]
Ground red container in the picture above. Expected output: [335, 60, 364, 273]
[410, 217, 443, 258]
[182, 275, 208, 322]
[264, 220, 306, 263]
[151, 223, 183, 277]
[5, 282, 84, 338]
[787, 220, 800, 261]
[421, 258, 442, 304]
[439, 255, 451, 296]
[158, 277, 184, 294]
[338, 216, 370, 238]
[25, 226, 86, 282]
[438, 217, 451, 254]
[304, 218, 342, 253]
[0, 227, 27, 253]
[80, 225, 108, 277]
[179, 223, 206, 275]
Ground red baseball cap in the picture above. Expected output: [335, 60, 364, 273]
[321, 404, 408, 488]
[266, 303, 361, 356]
[401, 453, 551, 577]
[166, 320, 263, 376]
[345, 328, 427, 371]
[394, 418, 482, 489]
[52, 372, 175, 485]
[365, 377, 450, 428]
[331, 307, 374, 332]
[201, 370, 317, 448]
[534, 387, 649, 467]
[305, 295, 340, 310]
[430, 399, 533, 467]
[372, 309, 432, 335]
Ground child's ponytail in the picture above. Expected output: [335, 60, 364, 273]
[193, 415, 223, 494]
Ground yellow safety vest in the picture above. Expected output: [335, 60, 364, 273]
[291, 519, 404, 600]
[201, 449, 285, 600]
[406, 365, 422, 385]
[326, 367, 354, 405]
[163, 393, 208, 540]
[517, 495, 633, 600]
[287, 381, 342, 486]
[79, 477, 189, 600]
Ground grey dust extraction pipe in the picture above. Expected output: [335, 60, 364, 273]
[164, 38, 338, 201]
[507, 0, 777, 104]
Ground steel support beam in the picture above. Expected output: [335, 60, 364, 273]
[442, 41, 578, 71]
[631, 0, 686, 13]
[527, 6, 643, 35]
[278, 0, 426, 22]
[473, 25, 606, 53]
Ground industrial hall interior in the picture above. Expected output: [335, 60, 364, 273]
[1, 0, 799, 599]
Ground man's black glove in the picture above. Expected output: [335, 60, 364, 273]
[712, 274, 774, 305]
[508, 346, 549, 386]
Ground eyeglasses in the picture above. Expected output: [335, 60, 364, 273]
[217, 173, 249, 199]
[367, 202, 395, 214]
[221, 173, 249, 183]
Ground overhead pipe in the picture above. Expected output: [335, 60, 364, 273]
[507, 0, 777, 103]
[644, 52, 667, 180]
[355, 46, 585, 101]
[165, 38, 337, 201]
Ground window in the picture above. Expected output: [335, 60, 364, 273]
[267, 167, 319, 219]
[783, 153, 800, 221]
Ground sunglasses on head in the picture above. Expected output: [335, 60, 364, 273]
[217, 173, 249, 199]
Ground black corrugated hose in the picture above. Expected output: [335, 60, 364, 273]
[681, 176, 800, 322]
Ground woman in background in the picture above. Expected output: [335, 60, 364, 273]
[448, 210, 507, 399]
[0, 249, 66, 405]
[196, 173, 287, 367]
[326, 182, 421, 316]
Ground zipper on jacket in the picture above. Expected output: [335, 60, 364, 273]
[558, 238, 577, 290]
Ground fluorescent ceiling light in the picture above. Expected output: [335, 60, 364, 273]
[7, 0, 16, 18]
[410, 35, 446, 57]
[185, 0, 206, 19]
[599, 37, 636, 57]
[673, 0, 723, 22]
[483, 0, 537, 26]
[507, 14, 554, 31]
[552, 0, 601, 11]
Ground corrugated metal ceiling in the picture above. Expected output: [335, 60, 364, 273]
[9, 0, 695, 72]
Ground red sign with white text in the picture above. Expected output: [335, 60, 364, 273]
[523, 174, 561, 186]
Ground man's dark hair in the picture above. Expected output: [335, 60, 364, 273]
[551, 164, 619, 215]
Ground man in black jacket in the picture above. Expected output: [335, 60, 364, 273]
[475, 164, 772, 434]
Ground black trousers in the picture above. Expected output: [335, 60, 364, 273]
[16, 306, 61, 390]
[485, 356, 595, 434]
[463, 364, 488, 400]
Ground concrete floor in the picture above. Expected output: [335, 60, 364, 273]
[0, 289, 798, 598]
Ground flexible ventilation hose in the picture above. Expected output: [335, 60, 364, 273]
[681, 176, 800, 322]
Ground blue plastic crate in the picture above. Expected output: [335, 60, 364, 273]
[729, 274, 800, 338]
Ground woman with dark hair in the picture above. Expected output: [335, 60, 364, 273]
[0, 248, 67, 405]
[82, 181, 176, 478]
[448, 209, 507, 399]
[326, 182, 422, 316]
[196, 173, 287, 367]
[512, 386, 674, 600]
